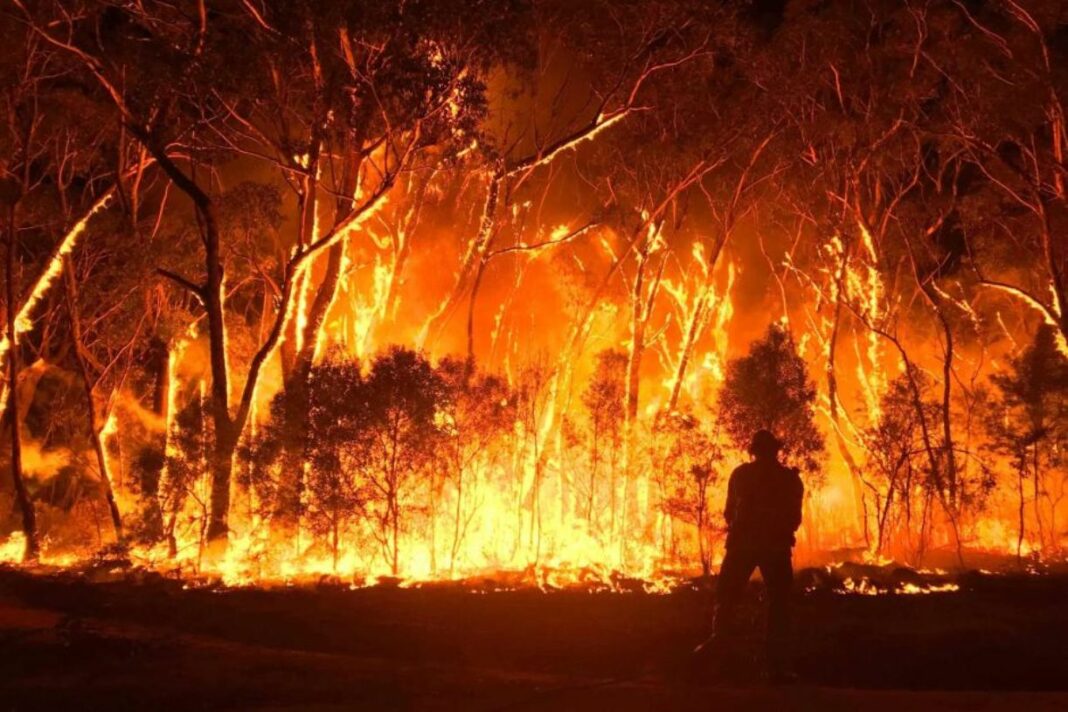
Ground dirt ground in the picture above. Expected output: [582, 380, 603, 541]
[0, 567, 1066, 711]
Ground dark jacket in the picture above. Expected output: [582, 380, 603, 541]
[724, 458, 804, 550]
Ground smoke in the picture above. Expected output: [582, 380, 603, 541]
[20, 439, 71, 480]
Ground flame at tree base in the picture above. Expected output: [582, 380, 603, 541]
[0, 527, 1054, 599]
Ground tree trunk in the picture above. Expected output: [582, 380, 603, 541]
[826, 256, 874, 547]
[1032, 444, 1045, 552]
[64, 259, 123, 542]
[667, 293, 709, 411]
[5, 205, 38, 561]
[422, 168, 502, 348]
[139, 339, 168, 540]
[201, 194, 235, 546]
[666, 234, 729, 412]
[1017, 461, 1026, 563]
[278, 146, 358, 523]
[332, 515, 340, 573]
[466, 255, 490, 363]
[206, 428, 236, 544]
[391, 490, 400, 577]
[134, 144, 233, 547]
[450, 461, 464, 577]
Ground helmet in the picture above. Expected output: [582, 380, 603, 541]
[748, 429, 783, 457]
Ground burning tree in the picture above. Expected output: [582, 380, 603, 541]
[13, 0, 528, 555]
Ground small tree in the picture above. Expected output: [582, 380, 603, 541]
[649, 410, 722, 575]
[861, 370, 944, 562]
[514, 357, 553, 565]
[362, 347, 444, 576]
[986, 325, 1068, 559]
[435, 358, 515, 575]
[581, 349, 627, 532]
[161, 397, 213, 565]
[302, 360, 372, 572]
[242, 357, 371, 572]
[719, 323, 824, 474]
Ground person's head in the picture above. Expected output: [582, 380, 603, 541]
[748, 430, 783, 461]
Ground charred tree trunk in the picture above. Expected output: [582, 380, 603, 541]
[390, 484, 400, 577]
[903, 227, 964, 567]
[136, 141, 235, 548]
[204, 230, 235, 546]
[1032, 443, 1045, 552]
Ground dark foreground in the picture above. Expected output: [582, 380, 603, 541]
[0, 567, 1066, 711]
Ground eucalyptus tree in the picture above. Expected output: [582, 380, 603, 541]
[18, 0, 533, 549]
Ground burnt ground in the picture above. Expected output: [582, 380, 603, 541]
[0, 567, 1066, 711]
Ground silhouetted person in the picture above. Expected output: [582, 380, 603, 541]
[696, 430, 803, 681]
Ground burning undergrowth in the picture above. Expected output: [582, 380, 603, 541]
[0, 534, 1010, 598]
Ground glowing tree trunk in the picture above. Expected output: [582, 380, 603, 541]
[619, 219, 666, 565]
[666, 131, 774, 412]
[624, 227, 664, 439]
[535, 162, 715, 521]
[667, 287, 713, 412]
[824, 233, 875, 548]
[0, 189, 119, 376]
[421, 165, 503, 351]
[279, 147, 323, 380]
[278, 142, 362, 525]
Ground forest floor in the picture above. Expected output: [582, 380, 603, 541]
[0, 565, 1066, 711]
